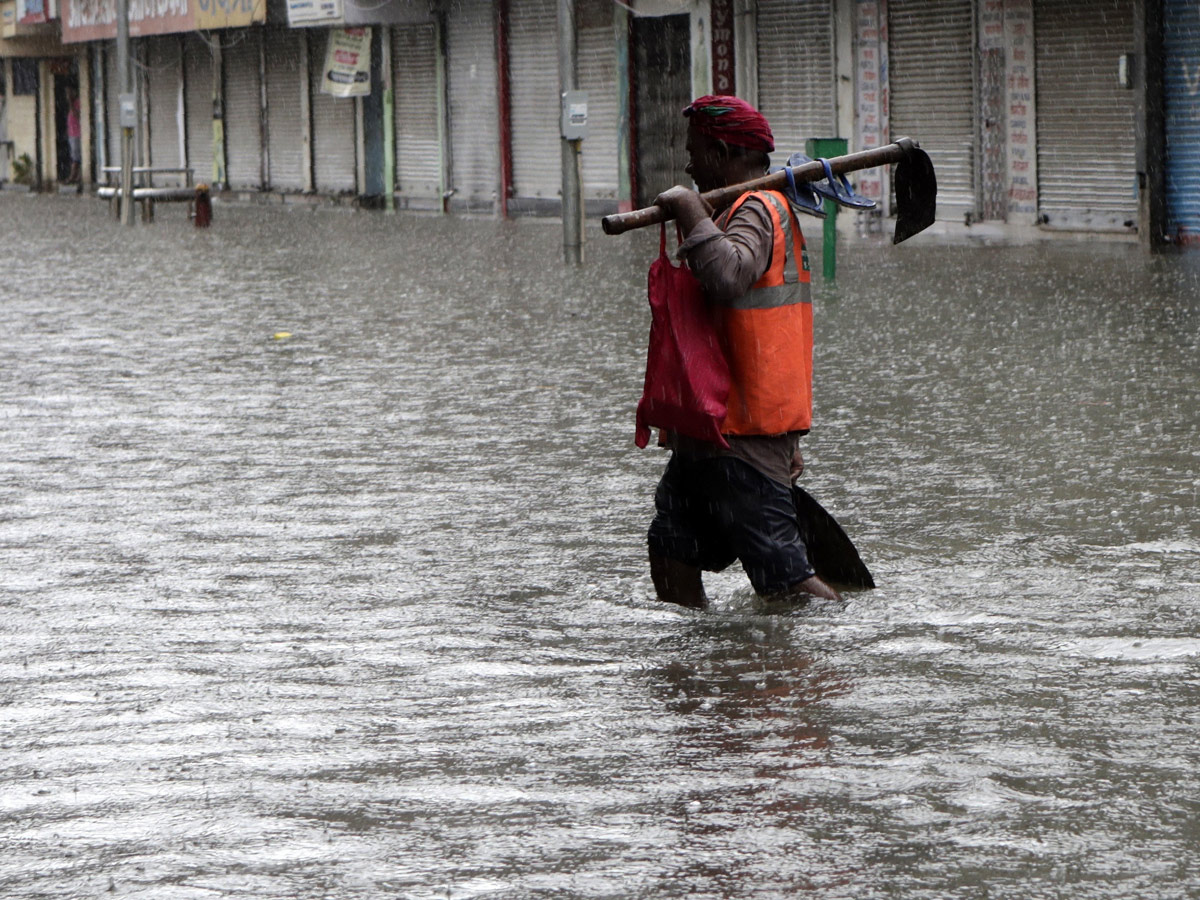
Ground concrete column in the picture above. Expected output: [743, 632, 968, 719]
[733, 0, 756, 107]
[300, 30, 314, 193]
[212, 35, 226, 189]
[1135, 0, 1168, 252]
[381, 26, 395, 211]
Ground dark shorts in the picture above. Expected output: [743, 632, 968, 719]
[647, 452, 815, 596]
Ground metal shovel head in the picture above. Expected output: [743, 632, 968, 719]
[892, 143, 938, 244]
[792, 486, 876, 590]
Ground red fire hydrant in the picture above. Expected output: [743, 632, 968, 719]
[193, 184, 212, 228]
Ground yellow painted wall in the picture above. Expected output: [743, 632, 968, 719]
[7, 92, 36, 180]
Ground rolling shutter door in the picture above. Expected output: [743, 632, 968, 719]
[147, 36, 183, 175]
[264, 28, 304, 191]
[446, 2, 499, 210]
[310, 30, 358, 194]
[508, 0, 559, 203]
[1034, 0, 1136, 231]
[1165, 0, 1200, 242]
[224, 28, 263, 190]
[578, 0, 618, 201]
[185, 34, 216, 187]
[756, 0, 835, 167]
[889, 0, 976, 217]
[392, 23, 440, 200]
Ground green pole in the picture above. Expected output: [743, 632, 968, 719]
[806, 137, 848, 282]
[822, 203, 837, 282]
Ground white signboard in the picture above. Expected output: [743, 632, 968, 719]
[321, 26, 372, 98]
[287, 0, 342, 26]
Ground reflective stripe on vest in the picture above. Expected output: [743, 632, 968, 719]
[714, 189, 814, 436]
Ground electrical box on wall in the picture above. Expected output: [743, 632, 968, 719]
[561, 91, 588, 141]
[119, 93, 137, 128]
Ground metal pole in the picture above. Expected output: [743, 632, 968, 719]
[558, 0, 582, 265]
[116, 0, 134, 225]
[381, 27, 395, 213]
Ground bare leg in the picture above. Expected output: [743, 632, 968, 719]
[649, 553, 707, 610]
[765, 574, 842, 605]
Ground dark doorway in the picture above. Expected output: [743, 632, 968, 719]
[632, 14, 691, 208]
[52, 59, 79, 185]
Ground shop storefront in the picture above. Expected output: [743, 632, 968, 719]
[755, 0, 836, 168]
[888, 0, 976, 220]
[445, 0, 499, 211]
[391, 22, 440, 205]
[1164, 0, 1200, 243]
[1033, 0, 1136, 231]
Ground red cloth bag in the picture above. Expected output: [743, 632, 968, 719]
[635, 225, 731, 449]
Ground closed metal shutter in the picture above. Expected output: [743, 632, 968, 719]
[264, 27, 304, 191]
[889, 0, 976, 217]
[446, 1, 499, 209]
[310, 29, 358, 194]
[578, 0, 618, 201]
[756, 0, 835, 166]
[147, 36, 183, 175]
[508, 0, 559, 203]
[392, 23, 441, 200]
[224, 28, 263, 190]
[1165, 0, 1200, 242]
[1034, 0, 1136, 231]
[632, 14, 690, 206]
[185, 34, 216, 186]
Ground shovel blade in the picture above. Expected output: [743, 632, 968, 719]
[892, 144, 937, 244]
[793, 486, 876, 590]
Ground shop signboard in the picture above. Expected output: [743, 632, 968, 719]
[320, 25, 371, 97]
[194, 0, 265, 30]
[855, 0, 888, 201]
[61, 0, 263, 42]
[1004, 0, 1036, 219]
[286, 0, 342, 26]
[710, 0, 734, 94]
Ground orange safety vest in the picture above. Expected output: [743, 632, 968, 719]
[714, 189, 814, 436]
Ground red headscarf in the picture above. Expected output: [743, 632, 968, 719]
[683, 95, 774, 153]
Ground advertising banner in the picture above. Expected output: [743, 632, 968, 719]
[1004, 0, 1036, 218]
[62, 0, 191, 42]
[855, 0, 888, 201]
[61, 0, 263, 42]
[320, 25, 370, 97]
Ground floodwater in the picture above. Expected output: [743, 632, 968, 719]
[2, 194, 1199, 899]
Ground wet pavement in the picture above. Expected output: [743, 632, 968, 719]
[2, 193, 1199, 899]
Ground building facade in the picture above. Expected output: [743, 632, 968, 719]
[2, 0, 1197, 245]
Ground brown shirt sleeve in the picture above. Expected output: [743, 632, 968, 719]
[675, 197, 775, 304]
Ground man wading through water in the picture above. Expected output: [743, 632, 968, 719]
[647, 95, 841, 610]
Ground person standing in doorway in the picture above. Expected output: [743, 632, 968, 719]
[646, 95, 840, 610]
[66, 88, 81, 186]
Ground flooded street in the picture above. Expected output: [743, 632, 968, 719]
[3, 194, 1199, 899]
